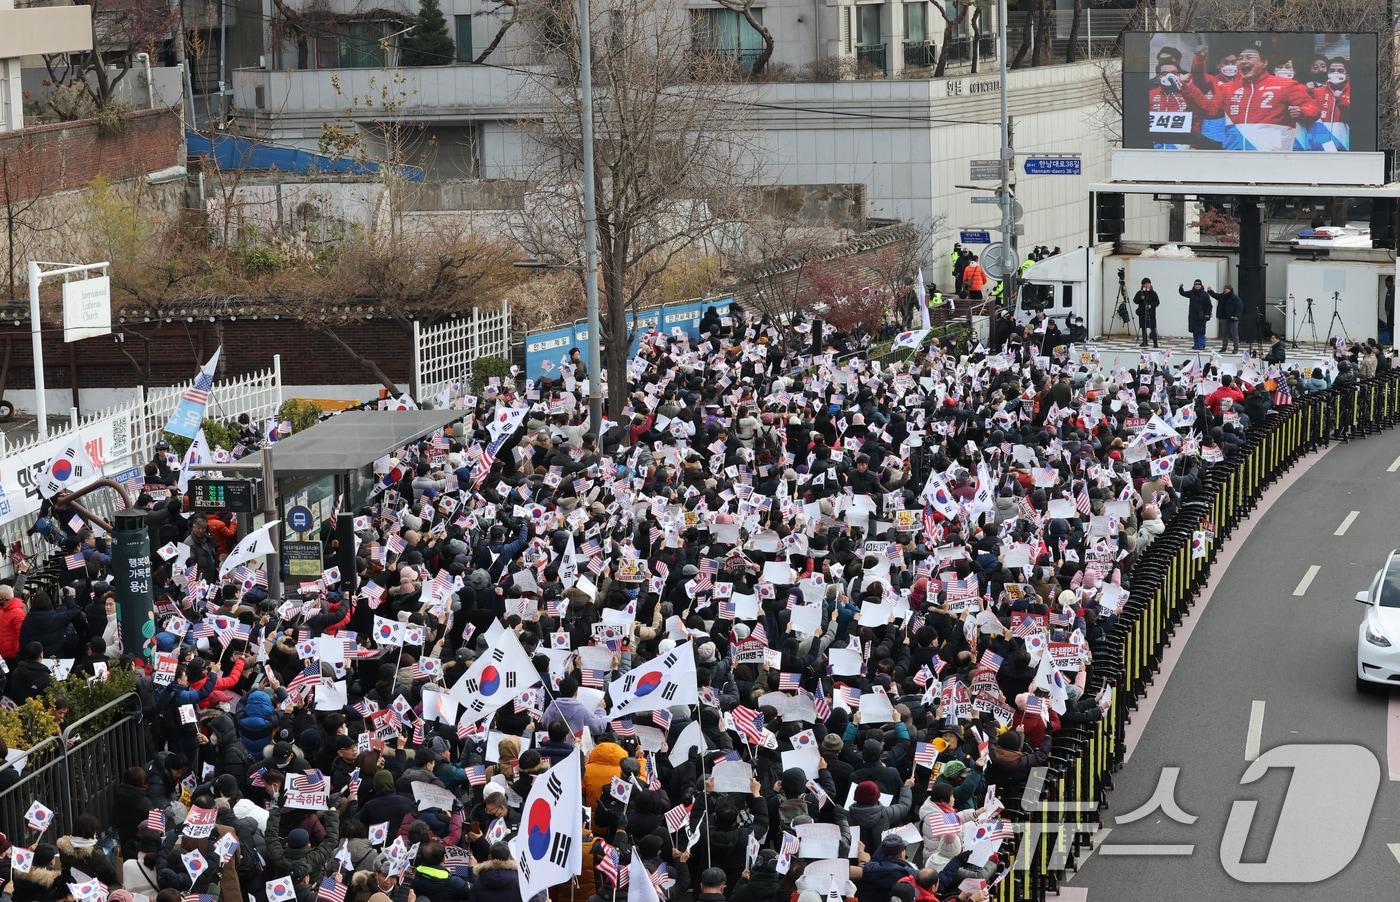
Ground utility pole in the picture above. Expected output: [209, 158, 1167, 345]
[996, 0, 1016, 300]
[577, 0, 604, 437]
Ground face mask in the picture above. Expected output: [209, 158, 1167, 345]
[1329, 72, 1347, 85]
[1219, 64, 1238, 78]
[1275, 68, 1294, 79]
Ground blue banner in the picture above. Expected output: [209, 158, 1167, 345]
[522, 296, 735, 381]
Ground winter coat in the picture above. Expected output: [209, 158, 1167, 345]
[1180, 285, 1212, 333]
[413, 864, 468, 902]
[11, 862, 63, 902]
[729, 865, 785, 902]
[849, 784, 912, 853]
[583, 743, 630, 810]
[237, 690, 278, 756]
[0, 597, 26, 660]
[18, 602, 83, 657]
[469, 858, 522, 902]
[856, 855, 917, 902]
[6, 658, 52, 704]
[206, 711, 253, 785]
[56, 835, 118, 887]
[266, 806, 341, 880]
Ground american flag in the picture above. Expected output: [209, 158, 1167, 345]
[142, 808, 166, 834]
[182, 368, 215, 406]
[1024, 695, 1047, 719]
[731, 706, 764, 745]
[611, 719, 636, 739]
[287, 664, 320, 697]
[464, 764, 488, 786]
[317, 878, 346, 902]
[778, 672, 801, 691]
[943, 576, 979, 601]
[1273, 383, 1293, 406]
[289, 769, 329, 793]
[989, 820, 1016, 841]
[350, 699, 376, 718]
[1013, 616, 1044, 639]
[914, 742, 938, 769]
[1075, 483, 1092, 516]
[663, 802, 692, 834]
[717, 598, 736, 619]
[347, 769, 361, 799]
[411, 720, 425, 745]
[647, 862, 671, 894]
[751, 621, 768, 645]
[835, 685, 861, 708]
[978, 651, 1003, 674]
[596, 841, 627, 888]
[810, 689, 831, 721]
[249, 768, 267, 788]
[925, 811, 962, 837]
[361, 583, 385, 608]
[913, 666, 934, 688]
[696, 558, 718, 589]
[63, 551, 86, 571]
[182, 895, 215, 902]
[1050, 608, 1075, 628]
[580, 668, 606, 689]
[651, 709, 672, 731]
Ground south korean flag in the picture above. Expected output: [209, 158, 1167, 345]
[511, 749, 584, 900]
[608, 641, 699, 719]
[448, 621, 540, 727]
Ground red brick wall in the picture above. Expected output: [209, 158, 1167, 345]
[0, 109, 181, 202]
[0, 319, 415, 390]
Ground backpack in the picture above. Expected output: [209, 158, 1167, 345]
[777, 793, 809, 833]
[155, 685, 192, 743]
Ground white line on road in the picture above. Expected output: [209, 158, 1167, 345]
[1389, 843, 1400, 866]
[1335, 510, 1361, 536]
[1245, 700, 1266, 761]
[1390, 454, 1400, 473]
[1293, 565, 1321, 597]
[1388, 696, 1400, 781]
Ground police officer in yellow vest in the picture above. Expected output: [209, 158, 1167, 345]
[991, 279, 1005, 305]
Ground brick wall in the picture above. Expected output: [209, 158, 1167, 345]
[0, 318, 415, 392]
[0, 109, 181, 202]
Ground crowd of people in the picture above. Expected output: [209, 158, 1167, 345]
[0, 296, 1377, 902]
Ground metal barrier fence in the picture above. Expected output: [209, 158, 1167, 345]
[995, 370, 1400, 901]
[0, 694, 150, 840]
[411, 303, 513, 405]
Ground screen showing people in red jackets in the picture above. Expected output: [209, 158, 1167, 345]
[1122, 32, 1376, 153]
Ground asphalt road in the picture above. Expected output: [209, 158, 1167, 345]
[1070, 428, 1400, 899]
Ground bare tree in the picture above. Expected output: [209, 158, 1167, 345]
[473, 0, 519, 63]
[43, 0, 177, 114]
[0, 138, 63, 299]
[709, 0, 773, 75]
[512, 0, 759, 413]
[931, 0, 974, 78]
[1065, 0, 1083, 63]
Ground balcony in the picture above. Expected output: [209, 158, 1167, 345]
[902, 40, 936, 69]
[856, 43, 887, 75]
[690, 44, 764, 74]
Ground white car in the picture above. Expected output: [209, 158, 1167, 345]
[1356, 552, 1400, 691]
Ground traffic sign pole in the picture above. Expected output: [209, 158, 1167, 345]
[996, 0, 1016, 308]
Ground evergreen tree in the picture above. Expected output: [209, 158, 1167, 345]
[399, 0, 455, 66]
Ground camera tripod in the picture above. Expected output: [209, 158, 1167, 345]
[1297, 296, 1319, 345]
[1325, 290, 1349, 344]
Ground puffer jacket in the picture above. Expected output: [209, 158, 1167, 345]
[205, 711, 252, 786]
[470, 858, 522, 902]
[582, 742, 630, 810]
[237, 690, 278, 756]
[916, 799, 976, 866]
[848, 784, 913, 854]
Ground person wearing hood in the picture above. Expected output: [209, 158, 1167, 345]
[984, 728, 1050, 804]
[466, 841, 520, 902]
[112, 765, 154, 846]
[1179, 280, 1213, 350]
[692, 774, 768, 890]
[11, 843, 63, 902]
[849, 777, 914, 854]
[583, 741, 634, 811]
[6, 643, 49, 709]
[202, 710, 253, 786]
[356, 769, 414, 836]
[465, 783, 519, 861]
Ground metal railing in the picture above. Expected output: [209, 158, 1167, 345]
[690, 44, 764, 74]
[0, 693, 148, 840]
[995, 370, 1400, 901]
[856, 43, 887, 74]
[902, 40, 936, 69]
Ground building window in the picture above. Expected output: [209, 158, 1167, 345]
[905, 2, 926, 43]
[316, 26, 342, 69]
[340, 22, 390, 68]
[691, 7, 765, 72]
[856, 4, 881, 47]
[455, 15, 473, 61]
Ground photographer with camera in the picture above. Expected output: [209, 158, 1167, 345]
[1133, 277, 1161, 348]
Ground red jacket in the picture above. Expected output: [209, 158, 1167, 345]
[1207, 385, 1245, 416]
[188, 656, 246, 707]
[894, 875, 939, 902]
[206, 514, 238, 557]
[0, 599, 25, 660]
[1182, 73, 1318, 126]
[1311, 81, 1350, 124]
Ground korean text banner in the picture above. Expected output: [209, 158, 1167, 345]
[1122, 32, 1377, 154]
